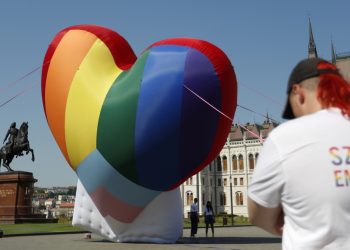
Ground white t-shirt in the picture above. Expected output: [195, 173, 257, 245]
[249, 108, 350, 250]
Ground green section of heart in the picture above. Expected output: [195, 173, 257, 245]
[97, 51, 150, 182]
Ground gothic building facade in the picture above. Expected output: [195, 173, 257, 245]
[308, 18, 350, 80]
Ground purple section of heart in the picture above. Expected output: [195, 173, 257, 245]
[179, 48, 221, 178]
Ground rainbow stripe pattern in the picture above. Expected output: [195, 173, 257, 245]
[42, 25, 237, 222]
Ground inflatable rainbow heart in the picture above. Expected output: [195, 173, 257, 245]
[41, 25, 237, 241]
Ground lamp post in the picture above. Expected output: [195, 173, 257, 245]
[227, 139, 234, 226]
[214, 160, 218, 214]
[196, 173, 200, 213]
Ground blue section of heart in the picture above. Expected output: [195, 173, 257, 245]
[135, 45, 187, 190]
[76, 149, 160, 206]
[135, 45, 221, 190]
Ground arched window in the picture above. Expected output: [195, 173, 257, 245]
[232, 155, 238, 171]
[239, 155, 244, 171]
[217, 156, 222, 171]
[235, 192, 243, 205]
[223, 156, 228, 171]
[249, 154, 254, 170]
[220, 192, 226, 206]
[186, 192, 193, 205]
[255, 153, 259, 163]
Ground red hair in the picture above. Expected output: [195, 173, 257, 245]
[317, 62, 350, 117]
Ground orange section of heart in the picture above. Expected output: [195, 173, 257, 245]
[44, 29, 123, 169]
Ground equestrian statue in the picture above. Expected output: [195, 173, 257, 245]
[0, 122, 35, 171]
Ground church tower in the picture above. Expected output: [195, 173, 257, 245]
[331, 40, 337, 64]
[308, 18, 318, 58]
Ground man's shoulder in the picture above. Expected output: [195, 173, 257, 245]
[269, 109, 348, 141]
[268, 115, 311, 138]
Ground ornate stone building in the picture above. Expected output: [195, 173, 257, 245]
[180, 119, 277, 218]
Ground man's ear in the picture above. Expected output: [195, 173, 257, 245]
[292, 84, 305, 105]
[298, 90, 305, 104]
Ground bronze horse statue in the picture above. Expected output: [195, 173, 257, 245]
[0, 122, 35, 171]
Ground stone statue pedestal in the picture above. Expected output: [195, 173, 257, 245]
[0, 171, 45, 224]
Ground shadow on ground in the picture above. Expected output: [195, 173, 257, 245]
[79, 235, 281, 245]
[178, 236, 281, 245]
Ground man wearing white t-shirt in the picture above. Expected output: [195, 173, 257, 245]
[248, 58, 350, 250]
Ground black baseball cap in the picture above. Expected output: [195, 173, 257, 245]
[282, 57, 339, 119]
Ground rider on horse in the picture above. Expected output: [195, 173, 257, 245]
[0, 122, 34, 171]
[3, 122, 18, 154]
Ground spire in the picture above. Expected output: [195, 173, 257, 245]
[308, 17, 318, 58]
[331, 39, 337, 64]
[264, 112, 270, 124]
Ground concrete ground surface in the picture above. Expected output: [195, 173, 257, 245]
[0, 226, 282, 250]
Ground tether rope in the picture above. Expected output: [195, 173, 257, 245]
[0, 62, 281, 143]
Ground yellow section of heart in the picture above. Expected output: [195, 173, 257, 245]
[65, 37, 123, 169]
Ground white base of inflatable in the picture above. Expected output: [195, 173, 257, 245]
[72, 179, 183, 243]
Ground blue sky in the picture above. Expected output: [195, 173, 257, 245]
[0, 0, 349, 187]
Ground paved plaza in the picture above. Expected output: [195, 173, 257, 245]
[0, 226, 281, 250]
